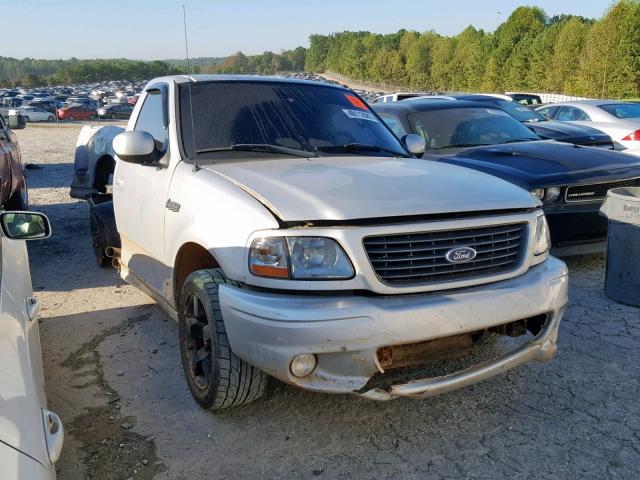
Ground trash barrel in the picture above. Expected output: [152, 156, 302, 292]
[600, 186, 640, 306]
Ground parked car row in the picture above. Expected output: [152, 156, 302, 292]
[1, 79, 145, 122]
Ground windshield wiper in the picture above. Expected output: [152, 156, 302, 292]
[495, 138, 538, 144]
[316, 143, 408, 157]
[196, 143, 318, 158]
[431, 143, 492, 150]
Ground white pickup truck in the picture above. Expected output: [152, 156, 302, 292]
[71, 75, 568, 411]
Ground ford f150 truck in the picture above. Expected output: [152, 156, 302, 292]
[71, 75, 568, 411]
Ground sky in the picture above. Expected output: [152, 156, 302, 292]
[3, 0, 614, 60]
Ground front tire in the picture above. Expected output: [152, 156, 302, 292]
[178, 269, 268, 411]
[47, 115, 54, 122]
[23, 116, 30, 123]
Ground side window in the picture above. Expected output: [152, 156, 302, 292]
[574, 108, 591, 121]
[557, 107, 591, 122]
[134, 90, 167, 146]
[378, 114, 407, 138]
[537, 107, 552, 119]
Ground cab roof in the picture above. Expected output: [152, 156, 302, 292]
[145, 74, 349, 90]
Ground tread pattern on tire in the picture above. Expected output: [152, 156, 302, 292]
[185, 268, 268, 410]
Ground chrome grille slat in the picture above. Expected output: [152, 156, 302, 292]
[363, 225, 523, 245]
[381, 259, 516, 279]
[364, 223, 527, 286]
[369, 242, 521, 263]
[372, 251, 520, 271]
[366, 234, 520, 255]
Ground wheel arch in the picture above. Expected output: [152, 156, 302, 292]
[173, 242, 221, 304]
[93, 154, 115, 193]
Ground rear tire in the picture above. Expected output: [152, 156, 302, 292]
[69, 115, 75, 121]
[178, 268, 268, 411]
[23, 116, 30, 123]
[89, 209, 108, 268]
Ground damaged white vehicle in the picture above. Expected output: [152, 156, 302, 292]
[71, 75, 568, 410]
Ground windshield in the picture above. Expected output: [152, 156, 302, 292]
[490, 99, 545, 123]
[408, 107, 540, 150]
[600, 103, 640, 119]
[179, 81, 408, 159]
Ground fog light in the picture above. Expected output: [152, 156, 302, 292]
[290, 353, 317, 378]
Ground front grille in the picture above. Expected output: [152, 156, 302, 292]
[566, 178, 640, 202]
[364, 223, 528, 287]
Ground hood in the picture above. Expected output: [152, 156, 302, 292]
[203, 156, 537, 222]
[527, 121, 612, 144]
[434, 140, 640, 188]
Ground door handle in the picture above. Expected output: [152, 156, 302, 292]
[26, 296, 39, 321]
[42, 409, 64, 464]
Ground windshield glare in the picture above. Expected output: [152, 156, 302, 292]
[179, 81, 408, 159]
[600, 103, 640, 119]
[408, 107, 540, 150]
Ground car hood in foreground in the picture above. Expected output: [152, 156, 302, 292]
[526, 121, 612, 144]
[430, 141, 640, 189]
[203, 156, 538, 222]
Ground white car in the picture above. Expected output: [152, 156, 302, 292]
[9, 107, 55, 123]
[0, 211, 63, 479]
[536, 100, 640, 156]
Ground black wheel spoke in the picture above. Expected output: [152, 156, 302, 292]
[186, 317, 205, 339]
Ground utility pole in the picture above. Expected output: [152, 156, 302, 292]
[497, 11, 501, 30]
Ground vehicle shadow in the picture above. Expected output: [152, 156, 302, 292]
[24, 163, 78, 190]
[28, 201, 122, 291]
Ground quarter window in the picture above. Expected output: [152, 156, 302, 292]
[135, 90, 167, 146]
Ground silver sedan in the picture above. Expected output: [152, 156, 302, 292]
[536, 100, 640, 156]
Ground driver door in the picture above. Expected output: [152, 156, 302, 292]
[113, 84, 175, 296]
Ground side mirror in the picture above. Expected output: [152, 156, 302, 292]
[7, 114, 26, 130]
[402, 134, 426, 156]
[113, 131, 158, 164]
[0, 211, 51, 240]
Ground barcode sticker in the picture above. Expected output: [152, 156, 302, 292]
[342, 109, 378, 122]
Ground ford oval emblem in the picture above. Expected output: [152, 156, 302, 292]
[445, 246, 477, 264]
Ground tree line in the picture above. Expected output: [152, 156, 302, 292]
[201, 47, 307, 75]
[304, 1, 640, 98]
[1, 1, 638, 98]
[0, 58, 181, 87]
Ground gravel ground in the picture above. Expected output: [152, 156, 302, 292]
[15, 124, 640, 479]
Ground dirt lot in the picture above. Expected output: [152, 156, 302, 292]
[15, 124, 640, 479]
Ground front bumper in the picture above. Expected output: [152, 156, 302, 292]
[220, 257, 568, 399]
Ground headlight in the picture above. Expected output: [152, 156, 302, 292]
[543, 187, 561, 203]
[532, 187, 562, 204]
[249, 237, 354, 280]
[533, 213, 551, 256]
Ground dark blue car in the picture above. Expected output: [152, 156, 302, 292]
[372, 99, 640, 255]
